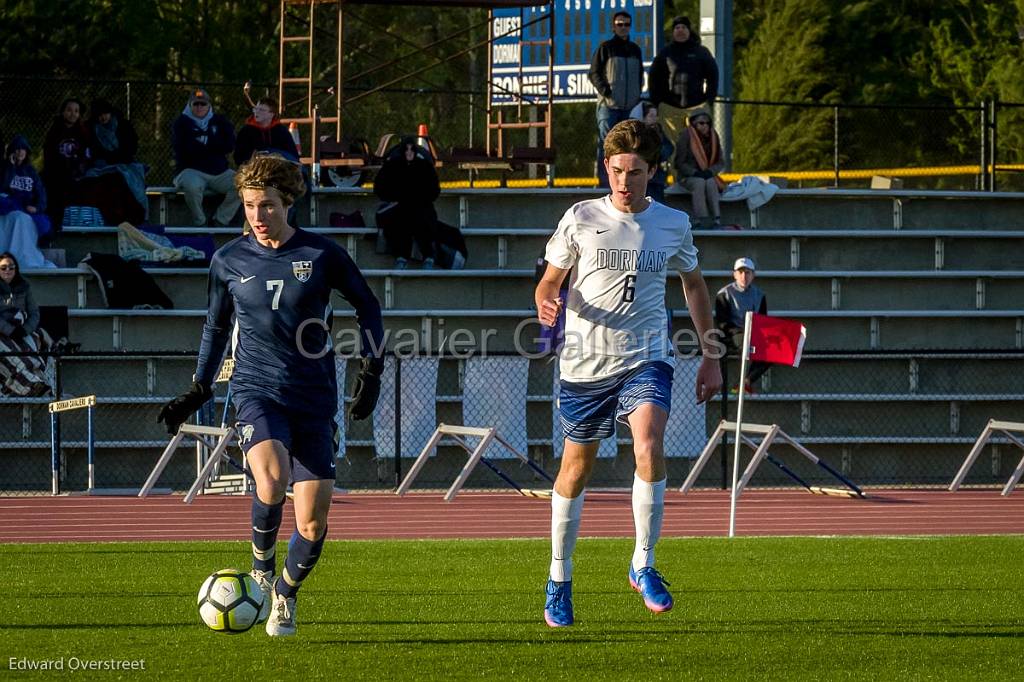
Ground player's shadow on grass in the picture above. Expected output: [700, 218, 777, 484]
[311, 635, 633, 646]
[1, 621, 194, 630]
[667, 586, 1001, 596]
[17, 590, 185, 599]
[836, 628, 1024, 638]
[306, 620, 1024, 646]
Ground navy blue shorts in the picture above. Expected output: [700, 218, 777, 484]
[233, 392, 338, 483]
[558, 361, 674, 444]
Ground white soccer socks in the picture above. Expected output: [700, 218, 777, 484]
[631, 475, 666, 572]
[549, 491, 585, 582]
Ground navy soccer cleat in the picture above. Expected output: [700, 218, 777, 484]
[628, 564, 674, 613]
[544, 578, 574, 627]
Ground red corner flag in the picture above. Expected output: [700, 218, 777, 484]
[748, 313, 807, 367]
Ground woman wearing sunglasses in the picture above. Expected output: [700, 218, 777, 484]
[0, 252, 52, 397]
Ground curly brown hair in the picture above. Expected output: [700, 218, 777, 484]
[234, 153, 305, 206]
[603, 119, 661, 169]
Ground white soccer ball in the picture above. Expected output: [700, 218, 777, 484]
[197, 569, 264, 634]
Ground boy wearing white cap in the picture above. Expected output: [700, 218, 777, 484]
[715, 257, 769, 391]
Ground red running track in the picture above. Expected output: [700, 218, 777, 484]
[0, 489, 1022, 543]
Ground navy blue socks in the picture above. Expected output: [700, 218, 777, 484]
[250, 496, 284, 573]
[276, 527, 327, 598]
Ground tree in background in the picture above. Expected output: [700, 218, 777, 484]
[4, 0, 1024, 181]
[663, 1, 699, 31]
[730, 0, 1024, 176]
[915, 0, 1024, 165]
[731, 0, 837, 172]
[0, 0, 277, 82]
[325, 4, 488, 152]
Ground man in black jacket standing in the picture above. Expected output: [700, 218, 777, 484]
[588, 11, 643, 187]
[649, 17, 719, 132]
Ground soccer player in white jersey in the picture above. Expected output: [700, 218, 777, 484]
[536, 119, 722, 627]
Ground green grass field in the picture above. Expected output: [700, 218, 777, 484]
[6, 536, 1024, 680]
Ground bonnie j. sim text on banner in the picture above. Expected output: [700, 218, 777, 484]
[489, 0, 660, 106]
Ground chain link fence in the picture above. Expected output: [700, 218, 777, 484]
[2, 350, 1021, 496]
[4, 75, 1024, 190]
[0, 352, 196, 494]
[991, 100, 1024, 192]
[730, 99, 986, 189]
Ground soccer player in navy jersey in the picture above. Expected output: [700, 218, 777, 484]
[158, 154, 384, 637]
[536, 120, 721, 627]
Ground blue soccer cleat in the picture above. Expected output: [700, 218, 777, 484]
[628, 564, 674, 613]
[544, 578, 574, 627]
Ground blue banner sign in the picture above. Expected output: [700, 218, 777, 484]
[491, 0, 663, 105]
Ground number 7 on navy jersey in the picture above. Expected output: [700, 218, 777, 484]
[266, 279, 284, 310]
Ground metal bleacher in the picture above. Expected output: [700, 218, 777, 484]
[7, 185, 1024, 490]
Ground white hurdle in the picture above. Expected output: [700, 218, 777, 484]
[949, 419, 1024, 496]
[680, 420, 864, 499]
[139, 424, 237, 504]
[396, 424, 534, 502]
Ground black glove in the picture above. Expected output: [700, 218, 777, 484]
[157, 381, 213, 435]
[9, 324, 26, 342]
[349, 357, 383, 421]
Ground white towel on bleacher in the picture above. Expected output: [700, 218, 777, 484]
[721, 175, 779, 210]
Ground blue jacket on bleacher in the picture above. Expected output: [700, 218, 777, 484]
[171, 111, 235, 177]
[2, 135, 46, 214]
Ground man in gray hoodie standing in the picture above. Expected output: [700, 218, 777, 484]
[588, 11, 644, 187]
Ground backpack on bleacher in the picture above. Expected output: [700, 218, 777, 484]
[433, 221, 467, 270]
[80, 253, 174, 310]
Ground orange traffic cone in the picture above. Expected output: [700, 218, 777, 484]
[417, 123, 435, 160]
[289, 122, 301, 156]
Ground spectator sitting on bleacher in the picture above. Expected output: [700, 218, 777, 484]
[715, 256, 769, 393]
[673, 108, 725, 228]
[2, 134, 49, 236]
[0, 136, 54, 269]
[42, 97, 91, 234]
[234, 97, 296, 165]
[171, 88, 239, 228]
[373, 136, 440, 269]
[0, 251, 53, 397]
[88, 99, 139, 166]
[78, 99, 148, 227]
